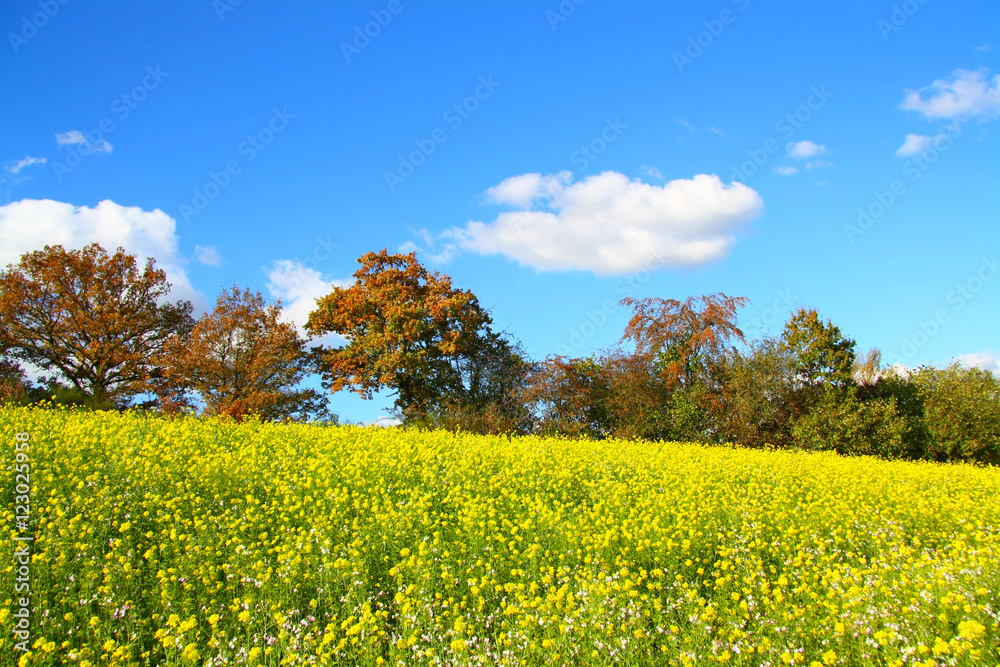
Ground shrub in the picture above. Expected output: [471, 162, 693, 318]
[792, 388, 908, 459]
[914, 364, 1000, 465]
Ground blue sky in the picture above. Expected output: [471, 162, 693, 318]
[1, 1, 998, 423]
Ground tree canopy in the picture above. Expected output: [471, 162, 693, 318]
[160, 285, 330, 422]
[306, 250, 524, 427]
[0, 243, 193, 406]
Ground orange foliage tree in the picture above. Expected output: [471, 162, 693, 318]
[616, 293, 750, 440]
[306, 250, 528, 428]
[619, 293, 750, 388]
[160, 286, 331, 422]
[0, 243, 193, 406]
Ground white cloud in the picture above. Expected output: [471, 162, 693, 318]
[707, 126, 726, 137]
[641, 165, 664, 181]
[676, 118, 696, 133]
[447, 171, 763, 275]
[953, 351, 999, 374]
[265, 259, 352, 345]
[485, 171, 571, 209]
[55, 130, 112, 154]
[895, 133, 948, 157]
[6, 156, 46, 174]
[805, 159, 834, 170]
[194, 244, 224, 266]
[786, 140, 827, 159]
[772, 166, 799, 176]
[900, 68, 1000, 122]
[975, 43, 992, 53]
[0, 198, 204, 311]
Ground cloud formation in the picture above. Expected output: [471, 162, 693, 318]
[0, 198, 204, 311]
[447, 171, 763, 275]
[55, 130, 113, 154]
[900, 68, 1000, 122]
[195, 244, 224, 266]
[953, 351, 999, 374]
[786, 140, 826, 159]
[265, 259, 352, 345]
[896, 133, 948, 157]
[5, 156, 47, 174]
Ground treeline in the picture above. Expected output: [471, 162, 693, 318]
[2, 244, 998, 464]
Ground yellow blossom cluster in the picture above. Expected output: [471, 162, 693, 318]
[1, 404, 998, 666]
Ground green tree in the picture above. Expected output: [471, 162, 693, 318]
[716, 338, 798, 449]
[791, 388, 908, 459]
[913, 364, 1000, 464]
[856, 362, 930, 459]
[781, 308, 856, 390]
[420, 331, 536, 435]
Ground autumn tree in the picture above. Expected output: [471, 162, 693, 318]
[160, 285, 331, 422]
[0, 243, 193, 407]
[306, 250, 527, 429]
[619, 293, 750, 389]
[615, 293, 749, 441]
[524, 356, 612, 438]
[0, 330, 27, 402]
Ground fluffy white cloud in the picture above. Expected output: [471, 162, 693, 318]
[55, 130, 112, 154]
[0, 198, 204, 311]
[786, 140, 826, 159]
[447, 171, 763, 275]
[900, 68, 1000, 121]
[953, 351, 1000, 374]
[265, 259, 352, 345]
[6, 156, 46, 174]
[195, 244, 224, 266]
[772, 166, 799, 176]
[485, 172, 571, 208]
[895, 133, 948, 157]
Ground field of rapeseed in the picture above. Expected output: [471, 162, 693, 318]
[1, 404, 999, 667]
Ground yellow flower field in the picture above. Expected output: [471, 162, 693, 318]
[1, 404, 999, 666]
